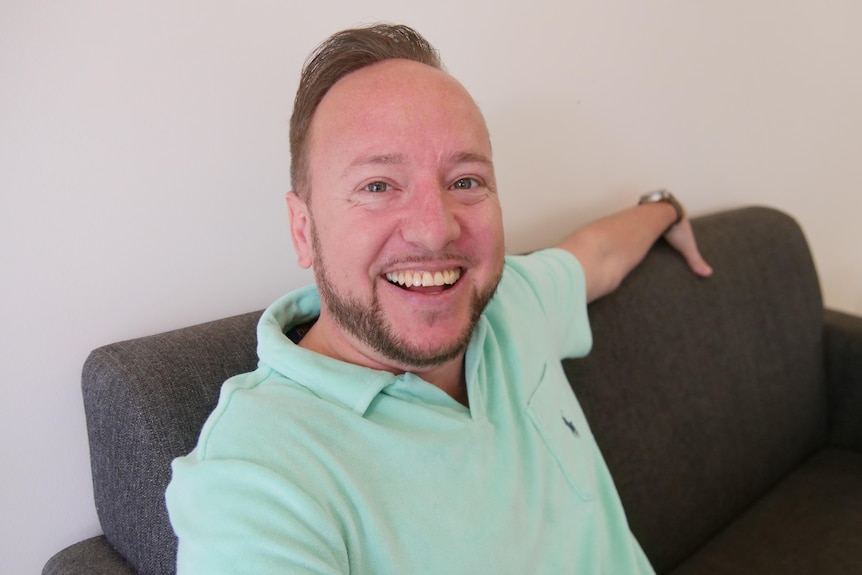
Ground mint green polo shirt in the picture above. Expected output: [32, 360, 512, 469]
[167, 249, 654, 575]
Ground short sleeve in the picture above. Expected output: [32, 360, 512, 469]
[167, 455, 349, 575]
[499, 249, 592, 359]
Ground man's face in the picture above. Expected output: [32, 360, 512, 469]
[289, 59, 505, 373]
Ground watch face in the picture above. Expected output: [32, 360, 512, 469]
[641, 190, 667, 204]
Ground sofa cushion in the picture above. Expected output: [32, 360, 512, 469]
[42, 536, 136, 575]
[824, 308, 862, 451]
[76, 206, 836, 575]
[83, 311, 261, 575]
[670, 448, 862, 575]
[565, 207, 829, 572]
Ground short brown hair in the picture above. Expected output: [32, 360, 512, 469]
[289, 24, 442, 201]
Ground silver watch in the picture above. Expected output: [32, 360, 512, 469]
[638, 189, 684, 226]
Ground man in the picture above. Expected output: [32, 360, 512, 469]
[167, 24, 712, 574]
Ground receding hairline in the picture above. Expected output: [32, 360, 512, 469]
[305, 61, 494, 189]
[289, 24, 444, 201]
[311, 57, 490, 136]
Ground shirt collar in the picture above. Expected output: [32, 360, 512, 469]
[256, 286, 399, 415]
[257, 285, 488, 417]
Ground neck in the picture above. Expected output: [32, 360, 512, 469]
[298, 320, 469, 407]
[419, 358, 469, 406]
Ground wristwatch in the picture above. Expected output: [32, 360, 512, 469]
[638, 189, 684, 228]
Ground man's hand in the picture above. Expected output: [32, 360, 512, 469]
[557, 199, 712, 303]
[664, 217, 713, 278]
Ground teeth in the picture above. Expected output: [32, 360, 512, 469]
[385, 268, 462, 288]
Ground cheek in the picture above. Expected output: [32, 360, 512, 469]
[466, 203, 504, 255]
[314, 215, 392, 279]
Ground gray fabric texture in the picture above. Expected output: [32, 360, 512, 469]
[670, 448, 862, 574]
[82, 311, 261, 575]
[42, 536, 136, 575]
[824, 309, 862, 451]
[564, 206, 829, 572]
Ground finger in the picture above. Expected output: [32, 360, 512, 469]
[666, 220, 713, 277]
[685, 250, 713, 277]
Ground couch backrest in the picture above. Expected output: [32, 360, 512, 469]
[564, 206, 828, 573]
[84, 206, 828, 575]
[83, 311, 261, 575]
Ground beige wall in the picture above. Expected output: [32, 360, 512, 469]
[2, 1, 860, 572]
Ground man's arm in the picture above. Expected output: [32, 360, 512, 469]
[556, 198, 713, 303]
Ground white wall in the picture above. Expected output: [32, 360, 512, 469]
[2, 1, 860, 572]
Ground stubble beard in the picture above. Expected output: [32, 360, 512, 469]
[311, 226, 502, 369]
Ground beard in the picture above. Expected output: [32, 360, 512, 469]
[310, 226, 502, 369]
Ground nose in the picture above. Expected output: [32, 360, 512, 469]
[399, 186, 461, 251]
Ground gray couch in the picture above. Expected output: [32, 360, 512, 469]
[44, 206, 862, 574]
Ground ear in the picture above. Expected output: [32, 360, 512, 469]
[286, 191, 314, 269]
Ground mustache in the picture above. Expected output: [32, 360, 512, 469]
[378, 252, 475, 269]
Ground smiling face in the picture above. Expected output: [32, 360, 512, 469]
[287, 58, 505, 376]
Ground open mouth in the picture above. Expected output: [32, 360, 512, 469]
[384, 268, 462, 292]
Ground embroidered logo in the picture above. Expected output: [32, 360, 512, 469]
[562, 413, 579, 436]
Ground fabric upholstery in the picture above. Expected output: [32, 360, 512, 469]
[563, 206, 828, 572]
[43, 536, 136, 575]
[669, 448, 862, 575]
[824, 309, 862, 452]
[43, 206, 862, 575]
[81, 311, 260, 575]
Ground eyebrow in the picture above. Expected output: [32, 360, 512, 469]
[345, 154, 407, 175]
[448, 151, 493, 167]
[345, 151, 492, 174]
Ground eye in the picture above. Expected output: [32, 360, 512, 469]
[364, 181, 391, 193]
[451, 177, 481, 190]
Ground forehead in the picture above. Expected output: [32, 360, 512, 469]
[308, 59, 491, 171]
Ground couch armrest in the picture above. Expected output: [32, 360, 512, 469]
[42, 536, 137, 575]
[824, 308, 862, 452]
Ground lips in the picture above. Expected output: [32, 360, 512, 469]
[384, 268, 462, 290]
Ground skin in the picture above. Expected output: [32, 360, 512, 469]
[560, 204, 712, 301]
[287, 59, 505, 403]
[287, 58, 714, 405]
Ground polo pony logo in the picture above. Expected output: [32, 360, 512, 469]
[561, 413, 578, 436]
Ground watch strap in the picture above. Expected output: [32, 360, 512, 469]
[638, 189, 684, 227]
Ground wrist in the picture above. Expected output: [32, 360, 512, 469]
[638, 189, 684, 232]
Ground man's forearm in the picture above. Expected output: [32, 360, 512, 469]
[557, 199, 711, 303]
